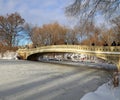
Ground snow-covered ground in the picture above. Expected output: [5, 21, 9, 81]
[81, 76, 120, 100]
[0, 51, 18, 60]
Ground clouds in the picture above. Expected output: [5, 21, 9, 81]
[0, 0, 72, 26]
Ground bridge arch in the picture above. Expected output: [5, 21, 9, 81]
[27, 53, 42, 60]
[26, 51, 118, 71]
[26, 50, 117, 64]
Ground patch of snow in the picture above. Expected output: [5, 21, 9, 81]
[81, 77, 120, 100]
[0, 51, 18, 60]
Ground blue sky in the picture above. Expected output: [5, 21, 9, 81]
[0, 0, 74, 27]
[0, 0, 108, 28]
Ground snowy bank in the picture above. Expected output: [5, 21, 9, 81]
[81, 77, 120, 100]
[0, 51, 18, 60]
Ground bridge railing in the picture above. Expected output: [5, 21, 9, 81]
[18, 45, 120, 53]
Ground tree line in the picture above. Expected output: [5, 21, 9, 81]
[24, 17, 120, 47]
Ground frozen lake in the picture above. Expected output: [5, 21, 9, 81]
[0, 60, 113, 100]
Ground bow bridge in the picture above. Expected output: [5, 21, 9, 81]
[17, 45, 120, 71]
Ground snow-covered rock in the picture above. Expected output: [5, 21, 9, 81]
[81, 77, 120, 100]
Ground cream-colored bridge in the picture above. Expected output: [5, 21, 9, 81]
[17, 45, 120, 71]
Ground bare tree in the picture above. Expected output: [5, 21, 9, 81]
[41, 22, 67, 45]
[65, 29, 77, 45]
[65, 0, 120, 22]
[23, 23, 39, 47]
[112, 16, 120, 29]
[0, 12, 25, 47]
[111, 16, 120, 42]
